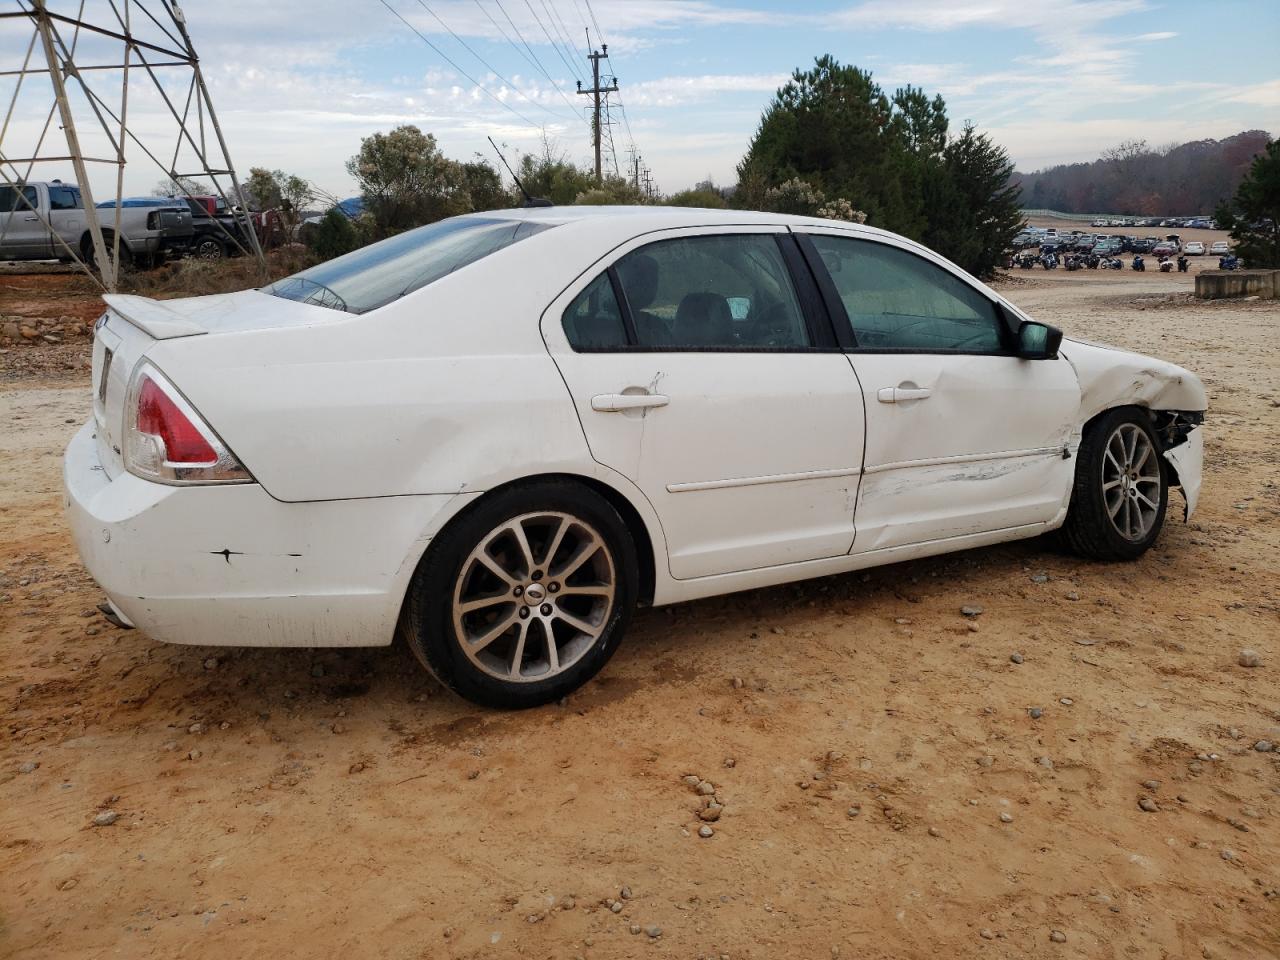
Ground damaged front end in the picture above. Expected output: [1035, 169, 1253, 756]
[1153, 410, 1205, 521]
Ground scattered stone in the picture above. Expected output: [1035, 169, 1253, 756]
[1139, 797, 1159, 813]
[331, 723, 346, 735]
[1031, 573, 1049, 584]
[1059, 698, 1074, 706]
[1050, 930, 1067, 943]
[1037, 756, 1054, 770]
[894, 617, 912, 625]
[696, 780, 715, 796]
[1065, 592, 1080, 601]
[162, 740, 178, 752]
[1029, 707, 1043, 720]
[609, 901, 623, 914]
[847, 806, 861, 818]
[1142, 779, 1161, 790]
[961, 605, 984, 617]
[999, 812, 1014, 823]
[188, 722, 205, 734]
[18, 761, 38, 774]
[620, 886, 632, 900]
[644, 924, 662, 939]
[682, 775, 701, 788]
[92, 810, 118, 827]
[1221, 848, 1237, 862]
[1010, 653, 1024, 664]
[348, 762, 365, 774]
[698, 825, 714, 838]
[629, 923, 641, 935]
[57, 878, 78, 891]
[203, 657, 218, 671]
[187, 750, 202, 761]
[1254, 740, 1274, 753]
[1238, 649, 1261, 668]
[699, 804, 723, 822]
[980, 928, 995, 940]
[928, 827, 941, 837]
[976, 756, 994, 768]
[723, 758, 736, 768]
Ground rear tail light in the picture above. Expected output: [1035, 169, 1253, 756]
[124, 362, 252, 484]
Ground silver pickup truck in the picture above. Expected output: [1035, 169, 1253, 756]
[0, 180, 194, 268]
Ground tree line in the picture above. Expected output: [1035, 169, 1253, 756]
[1013, 130, 1272, 216]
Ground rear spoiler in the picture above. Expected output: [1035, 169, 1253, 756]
[102, 294, 206, 340]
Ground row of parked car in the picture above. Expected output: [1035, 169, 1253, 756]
[1013, 228, 1230, 258]
[1090, 216, 1216, 230]
[0, 179, 253, 269]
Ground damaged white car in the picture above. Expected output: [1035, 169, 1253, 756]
[65, 207, 1205, 708]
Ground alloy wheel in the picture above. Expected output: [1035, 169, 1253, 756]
[451, 511, 616, 683]
[1102, 422, 1162, 541]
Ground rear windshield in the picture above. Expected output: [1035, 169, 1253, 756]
[263, 216, 554, 314]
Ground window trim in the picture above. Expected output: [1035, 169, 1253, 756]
[795, 231, 1019, 357]
[563, 231, 841, 354]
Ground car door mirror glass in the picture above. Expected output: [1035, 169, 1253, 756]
[1017, 321, 1063, 360]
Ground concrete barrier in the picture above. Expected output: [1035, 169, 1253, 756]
[1195, 269, 1279, 300]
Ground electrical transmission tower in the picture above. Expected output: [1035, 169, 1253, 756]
[576, 43, 617, 184]
[0, 0, 264, 291]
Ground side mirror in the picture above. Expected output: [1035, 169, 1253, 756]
[1016, 320, 1063, 360]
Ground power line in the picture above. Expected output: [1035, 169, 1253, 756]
[412, 0, 577, 124]
[523, 0, 581, 84]
[479, 0, 580, 116]
[541, 0, 584, 76]
[376, 0, 547, 131]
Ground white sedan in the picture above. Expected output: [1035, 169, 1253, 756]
[65, 207, 1206, 708]
[1183, 241, 1206, 255]
[1210, 241, 1230, 255]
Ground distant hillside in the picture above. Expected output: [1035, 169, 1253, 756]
[1012, 130, 1272, 216]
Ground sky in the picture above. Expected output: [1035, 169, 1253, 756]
[1, 0, 1277, 201]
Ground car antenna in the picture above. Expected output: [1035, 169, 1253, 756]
[488, 136, 553, 208]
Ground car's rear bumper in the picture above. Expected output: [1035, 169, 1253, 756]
[63, 421, 466, 647]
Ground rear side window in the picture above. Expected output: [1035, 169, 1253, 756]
[563, 233, 811, 351]
[0, 185, 38, 212]
[264, 216, 555, 314]
[48, 186, 80, 210]
[808, 234, 1005, 353]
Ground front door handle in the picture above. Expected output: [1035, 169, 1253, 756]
[591, 393, 670, 413]
[877, 385, 932, 403]
[23, 216, 39, 222]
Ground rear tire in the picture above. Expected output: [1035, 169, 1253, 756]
[401, 480, 638, 709]
[1061, 407, 1168, 561]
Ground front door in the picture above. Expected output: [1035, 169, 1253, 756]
[542, 227, 866, 580]
[798, 230, 1080, 553]
[0, 184, 49, 258]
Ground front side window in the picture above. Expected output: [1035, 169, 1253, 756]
[264, 216, 555, 314]
[48, 186, 80, 210]
[807, 234, 1005, 353]
[614, 234, 810, 350]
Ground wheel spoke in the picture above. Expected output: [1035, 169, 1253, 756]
[542, 516, 570, 569]
[1135, 489, 1158, 511]
[1104, 447, 1123, 476]
[545, 624, 560, 673]
[458, 593, 512, 615]
[1106, 492, 1124, 519]
[554, 608, 600, 637]
[508, 520, 537, 577]
[475, 549, 517, 586]
[1103, 478, 1124, 492]
[553, 537, 602, 581]
[1135, 472, 1161, 485]
[1133, 442, 1152, 472]
[508, 619, 530, 678]
[467, 611, 519, 652]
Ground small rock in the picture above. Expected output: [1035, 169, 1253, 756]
[202, 657, 218, 671]
[188, 722, 205, 734]
[1059, 698, 1074, 706]
[846, 806, 861, 818]
[999, 812, 1014, 823]
[348, 762, 365, 774]
[1065, 592, 1080, 601]
[698, 825, 714, 838]
[644, 924, 662, 939]
[1050, 929, 1067, 943]
[961, 605, 984, 617]
[629, 923, 641, 934]
[699, 804, 723, 822]
[1010, 652, 1024, 664]
[1031, 573, 1049, 584]
[976, 756, 994, 768]
[57, 878, 78, 891]
[18, 761, 38, 774]
[187, 750, 202, 761]
[723, 758, 736, 768]
[1142, 779, 1160, 790]
[1138, 797, 1159, 813]
[331, 723, 346, 734]
[1029, 707, 1043, 719]
[1221, 848, 1237, 861]
[93, 810, 118, 827]
[1254, 740, 1274, 753]
[681, 775, 701, 788]
[1237, 649, 1261, 668]
[609, 901, 622, 914]
[696, 780, 715, 796]
[980, 928, 995, 940]
[928, 827, 941, 837]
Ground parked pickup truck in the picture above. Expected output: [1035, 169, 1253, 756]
[178, 195, 252, 260]
[0, 180, 193, 268]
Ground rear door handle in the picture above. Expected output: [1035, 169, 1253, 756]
[591, 393, 669, 412]
[877, 386, 932, 403]
[23, 216, 39, 221]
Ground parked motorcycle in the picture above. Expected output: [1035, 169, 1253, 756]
[1218, 254, 1242, 270]
[1102, 257, 1124, 270]
[1131, 255, 1145, 272]
[1176, 255, 1189, 273]
[1158, 257, 1174, 273]
[1040, 252, 1059, 270]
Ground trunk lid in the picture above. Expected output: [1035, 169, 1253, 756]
[92, 290, 339, 477]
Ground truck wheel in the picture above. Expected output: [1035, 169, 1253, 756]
[194, 238, 225, 261]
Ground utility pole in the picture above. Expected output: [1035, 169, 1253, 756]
[576, 44, 617, 184]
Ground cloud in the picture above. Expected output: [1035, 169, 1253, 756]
[626, 73, 790, 107]
[1219, 78, 1280, 108]
[1133, 31, 1178, 41]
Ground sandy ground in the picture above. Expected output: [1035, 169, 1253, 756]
[1, 266, 1278, 960]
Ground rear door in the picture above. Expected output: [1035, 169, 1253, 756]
[47, 184, 84, 256]
[542, 226, 866, 580]
[798, 229, 1079, 553]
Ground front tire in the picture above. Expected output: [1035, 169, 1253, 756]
[194, 238, 225, 261]
[401, 480, 638, 709]
[1062, 408, 1168, 560]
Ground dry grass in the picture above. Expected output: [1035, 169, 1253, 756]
[121, 246, 315, 300]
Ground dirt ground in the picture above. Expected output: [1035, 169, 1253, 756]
[2, 263, 1278, 960]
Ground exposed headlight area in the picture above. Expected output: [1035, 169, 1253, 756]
[124, 361, 253, 485]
